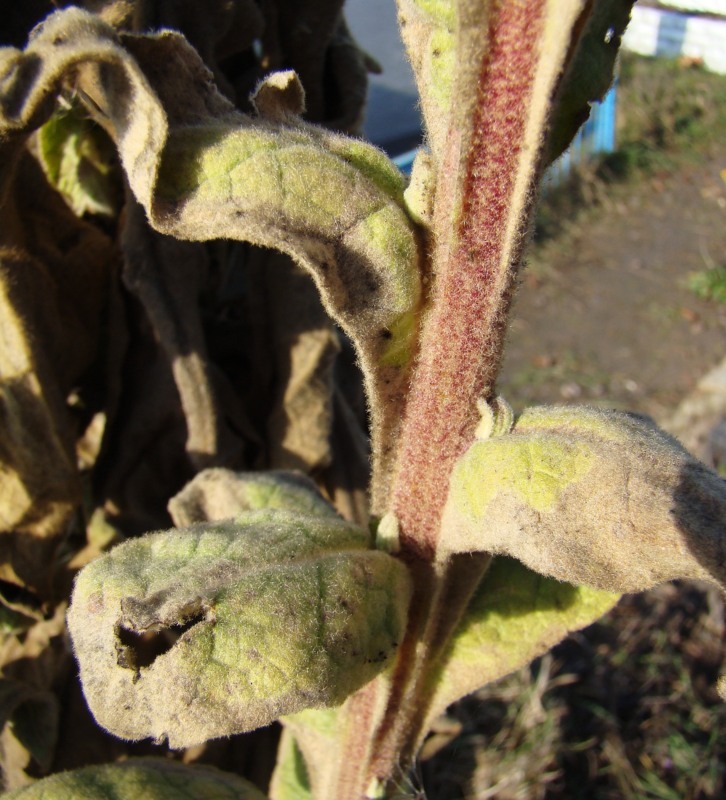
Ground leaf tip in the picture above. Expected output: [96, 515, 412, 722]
[251, 70, 306, 122]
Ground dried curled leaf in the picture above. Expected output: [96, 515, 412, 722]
[0, 6, 423, 509]
[441, 406, 726, 593]
[424, 557, 618, 726]
[0, 678, 59, 788]
[120, 196, 245, 473]
[0, 254, 79, 597]
[67, 510, 411, 748]
[259, 250, 340, 473]
[1, 757, 267, 799]
[0, 153, 113, 601]
[0, 603, 69, 790]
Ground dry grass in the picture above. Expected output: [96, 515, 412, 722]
[423, 584, 726, 799]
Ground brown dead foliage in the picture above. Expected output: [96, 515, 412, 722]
[0, 0, 373, 790]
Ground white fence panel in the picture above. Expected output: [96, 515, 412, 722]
[623, 4, 726, 74]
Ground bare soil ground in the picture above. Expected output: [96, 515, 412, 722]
[423, 143, 726, 799]
[501, 153, 726, 421]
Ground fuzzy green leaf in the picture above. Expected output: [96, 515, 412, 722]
[396, 0, 456, 160]
[272, 707, 341, 800]
[269, 728, 313, 800]
[168, 469, 341, 527]
[37, 105, 118, 217]
[67, 511, 411, 748]
[441, 406, 726, 593]
[1, 757, 267, 799]
[426, 557, 619, 722]
[546, 0, 637, 165]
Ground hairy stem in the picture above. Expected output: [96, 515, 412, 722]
[337, 6, 593, 787]
[328, 554, 490, 799]
[308, 2, 596, 795]
[391, 0, 550, 558]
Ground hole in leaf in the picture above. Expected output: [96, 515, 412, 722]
[115, 611, 207, 672]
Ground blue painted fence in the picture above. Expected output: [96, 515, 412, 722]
[544, 83, 618, 187]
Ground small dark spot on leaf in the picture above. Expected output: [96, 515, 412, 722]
[380, 328, 393, 340]
[365, 277, 380, 294]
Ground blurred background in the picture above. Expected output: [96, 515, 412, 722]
[347, 0, 422, 157]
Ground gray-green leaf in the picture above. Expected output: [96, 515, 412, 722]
[424, 557, 618, 724]
[168, 469, 341, 527]
[546, 0, 637, 165]
[269, 728, 313, 800]
[1, 757, 267, 799]
[440, 406, 726, 593]
[67, 510, 411, 748]
[37, 105, 118, 217]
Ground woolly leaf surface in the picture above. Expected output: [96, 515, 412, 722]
[427, 557, 619, 720]
[441, 406, 726, 593]
[1, 757, 267, 799]
[37, 105, 118, 217]
[269, 728, 313, 800]
[169, 469, 340, 527]
[67, 510, 411, 748]
[0, 6, 424, 510]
